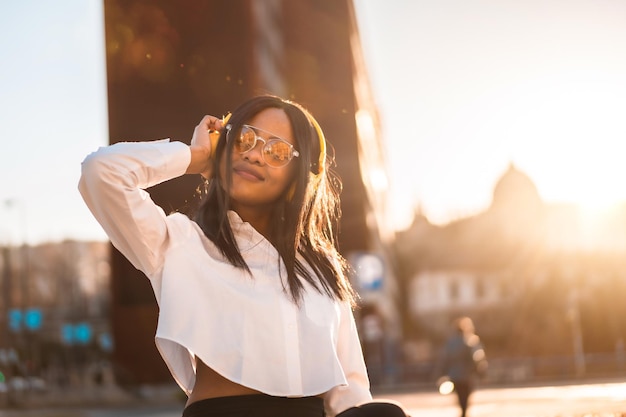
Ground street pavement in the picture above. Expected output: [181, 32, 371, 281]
[1, 379, 625, 417]
[380, 380, 626, 417]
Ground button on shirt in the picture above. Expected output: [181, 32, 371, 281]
[78, 139, 372, 416]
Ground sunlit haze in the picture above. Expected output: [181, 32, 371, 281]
[355, 0, 626, 229]
[1, 1, 625, 244]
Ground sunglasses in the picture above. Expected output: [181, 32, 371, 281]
[226, 124, 300, 168]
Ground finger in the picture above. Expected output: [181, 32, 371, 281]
[200, 115, 220, 132]
[211, 117, 228, 133]
[201, 112, 231, 132]
[212, 118, 224, 132]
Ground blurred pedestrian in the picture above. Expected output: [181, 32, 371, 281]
[79, 95, 407, 417]
[437, 316, 487, 417]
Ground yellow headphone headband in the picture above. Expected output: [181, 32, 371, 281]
[308, 114, 326, 175]
[285, 100, 326, 175]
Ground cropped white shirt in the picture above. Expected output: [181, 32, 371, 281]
[78, 139, 372, 416]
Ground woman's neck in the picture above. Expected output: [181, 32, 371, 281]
[233, 207, 272, 238]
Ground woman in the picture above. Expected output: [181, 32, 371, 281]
[79, 95, 406, 417]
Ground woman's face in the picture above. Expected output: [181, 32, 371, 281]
[222, 107, 298, 211]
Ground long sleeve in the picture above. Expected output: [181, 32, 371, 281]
[78, 139, 191, 276]
[324, 302, 372, 416]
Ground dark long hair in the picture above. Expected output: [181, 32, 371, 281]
[192, 95, 356, 305]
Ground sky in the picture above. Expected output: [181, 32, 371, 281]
[1, 1, 626, 244]
[354, 0, 626, 228]
[0, 1, 108, 244]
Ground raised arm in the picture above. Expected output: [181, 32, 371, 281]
[78, 115, 224, 276]
[79, 139, 190, 276]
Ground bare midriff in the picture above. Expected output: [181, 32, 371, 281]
[186, 358, 326, 407]
[186, 359, 262, 407]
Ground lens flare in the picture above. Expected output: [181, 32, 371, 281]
[438, 379, 455, 395]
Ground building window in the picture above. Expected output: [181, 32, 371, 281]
[449, 279, 459, 302]
[475, 276, 485, 299]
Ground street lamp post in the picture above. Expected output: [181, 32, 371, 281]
[1, 199, 23, 406]
[1, 199, 19, 351]
[567, 289, 586, 377]
[1, 246, 11, 349]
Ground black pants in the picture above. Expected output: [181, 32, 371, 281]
[182, 395, 406, 417]
[337, 402, 407, 417]
[182, 395, 324, 417]
[452, 380, 473, 417]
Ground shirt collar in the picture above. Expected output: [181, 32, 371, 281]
[227, 210, 271, 253]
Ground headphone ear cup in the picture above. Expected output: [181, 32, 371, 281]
[209, 130, 220, 156]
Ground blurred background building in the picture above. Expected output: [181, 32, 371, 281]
[395, 164, 626, 383]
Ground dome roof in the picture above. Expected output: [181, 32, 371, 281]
[491, 163, 542, 210]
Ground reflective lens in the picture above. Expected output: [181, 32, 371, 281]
[231, 125, 299, 168]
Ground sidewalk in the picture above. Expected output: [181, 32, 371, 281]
[2, 378, 625, 417]
[0, 382, 184, 417]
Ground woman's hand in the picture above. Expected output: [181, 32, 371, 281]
[187, 115, 226, 178]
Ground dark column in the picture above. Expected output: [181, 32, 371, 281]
[104, 0, 375, 384]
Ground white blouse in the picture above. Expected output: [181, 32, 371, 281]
[78, 139, 372, 416]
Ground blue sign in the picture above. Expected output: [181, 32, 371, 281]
[8, 309, 22, 332]
[74, 323, 92, 344]
[351, 253, 384, 291]
[7, 308, 44, 332]
[24, 309, 43, 330]
[62, 322, 93, 345]
[98, 332, 114, 352]
[61, 324, 74, 344]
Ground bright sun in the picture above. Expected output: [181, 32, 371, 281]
[506, 75, 626, 213]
